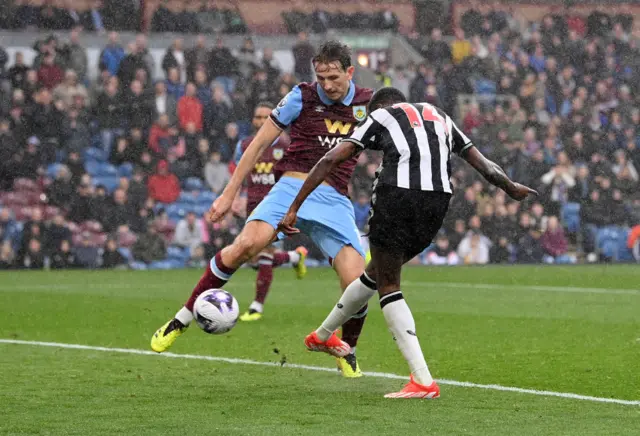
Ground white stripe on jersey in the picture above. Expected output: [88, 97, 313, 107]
[371, 109, 410, 189]
[413, 122, 434, 191]
[434, 120, 451, 193]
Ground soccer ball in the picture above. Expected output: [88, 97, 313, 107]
[192, 289, 239, 334]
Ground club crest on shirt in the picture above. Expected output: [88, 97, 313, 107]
[353, 105, 367, 121]
[272, 148, 284, 160]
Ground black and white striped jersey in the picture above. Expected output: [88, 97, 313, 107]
[344, 102, 473, 193]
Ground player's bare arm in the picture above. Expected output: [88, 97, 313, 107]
[278, 140, 359, 235]
[207, 120, 282, 222]
[462, 146, 538, 201]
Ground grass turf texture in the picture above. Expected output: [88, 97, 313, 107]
[1, 265, 639, 435]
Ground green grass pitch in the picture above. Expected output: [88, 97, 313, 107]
[1, 265, 639, 435]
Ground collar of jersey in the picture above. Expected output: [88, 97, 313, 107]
[316, 81, 355, 106]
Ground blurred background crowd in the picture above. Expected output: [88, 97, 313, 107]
[0, 0, 639, 271]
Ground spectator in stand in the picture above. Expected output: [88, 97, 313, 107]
[162, 39, 186, 82]
[426, 232, 460, 266]
[37, 52, 64, 90]
[204, 151, 230, 194]
[51, 239, 76, 269]
[61, 108, 91, 154]
[165, 67, 185, 100]
[132, 225, 166, 264]
[8, 52, 29, 91]
[208, 37, 237, 93]
[612, 150, 638, 182]
[173, 211, 204, 256]
[46, 166, 74, 210]
[12, 136, 44, 179]
[462, 102, 483, 136]
[425, 28, 451, 71]
[177, 83, 203, 132]
[68, 183, 95, 223]
[74, 231, 101, 269]
[124, 79, 153, 130]
[117, 43, 145, 89]
[103, 188, 133, 232]
[147, 160, 180, 204]
[148, 114, 172, 157]
[541, 216, 573, 264]
[490, 237, 511, 264]
[153, 80, 178, 125]
[109, 136, 138, 166]
[352, 193, 370, 232]
[215, 122, 240, 163]
[0, 242, 15, 269]
[102, 237, 127, 268]
[292, 31, 315, 83]
[65, 28, 88, 81]
[451, 28, 472, 65]
[457, 230, 491, 265]
[100, 32, 126, 76]
[96, 78, 124, 153]
[186, 35, 210, 83]
[19, 239, 45, 270]
[541, 161, 576, 216]
[204, 86, 232, 140]
[193, 69, 212, 109]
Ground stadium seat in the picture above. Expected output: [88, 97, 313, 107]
[13, 178, 40, 193]
[193, 205, 208, 217]
[97, 163, 118, 177]
[0, 192, 30, 206]
[148, 260, 181, 270]
[83, 147, 107, 163]
[92, 176, 119, 193]
[197, 191, 216, 205]
[178, 191, 198, 205]
[11, 206, 36, 221]
[80, 220, 103, 233]
[117, 231, 138, 248]
[43, 205, 62, 220]
[596, 226, 627, 261]
[117, 163, 134, 178]
[167, 246, 191, 261]
[85, 160, 100, 176]
[129, 261, 148, 270]
[617, 229, 634, 262]
[118, 247, 133, 262]
[562, 203, 581, 233]
[183, 177, 204, 191]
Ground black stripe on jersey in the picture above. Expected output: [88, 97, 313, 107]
[424, 120, 444, 191]
[388, 106, 421, 189]
[378, 122, 400, 187]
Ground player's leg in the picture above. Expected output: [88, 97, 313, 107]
[150, 220, 276, 352]
[374, 244, 439, 399]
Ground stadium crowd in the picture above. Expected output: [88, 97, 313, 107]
[0, 4, 639, 271]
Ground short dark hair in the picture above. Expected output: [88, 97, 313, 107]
[368, 87, 407, 111]
[312, 41, 352, 71]
[255, 101, 274, 111]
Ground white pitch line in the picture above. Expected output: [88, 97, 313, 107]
[1, 339, 638, 407]
[406, 281, 640, 296]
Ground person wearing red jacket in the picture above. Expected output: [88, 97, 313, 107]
[147, 160, 180, 204]
[148, 114, 172, 155]
[177, 83, 203, 131]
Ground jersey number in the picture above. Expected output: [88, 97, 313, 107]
[393, 103, 447, 131]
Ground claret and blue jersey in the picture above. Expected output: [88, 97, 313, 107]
[246, 80, 373, 259]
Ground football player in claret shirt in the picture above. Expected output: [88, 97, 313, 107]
[151, 41, 372, 378]
[231, 102, 308, 322]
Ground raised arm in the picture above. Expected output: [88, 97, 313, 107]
[462, 146, 537, 201]
[277, 140, 360, 235]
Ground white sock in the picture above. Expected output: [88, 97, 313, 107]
[288, 250, 301, 265]
[315, 273, 377, 341]
[249, 301, 264, 313]
[175, 306, 194, 326]
[380, 291, 434, 386]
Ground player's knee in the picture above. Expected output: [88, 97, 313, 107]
[232, 234, 262, 263]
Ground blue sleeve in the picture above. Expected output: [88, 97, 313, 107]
[233, 140, 244, 165]
[270, 86, 303, 129]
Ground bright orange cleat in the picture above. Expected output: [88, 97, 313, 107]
[304, 331, 351, 358]
[384, 375, 440, 399]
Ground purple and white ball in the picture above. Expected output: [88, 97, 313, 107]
[192, 289, 240, 334]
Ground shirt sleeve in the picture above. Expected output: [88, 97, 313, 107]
[451, 120, 473, 155]
[270, 86, 303, 130]
[343, 110, 384, 150]
[233, 140, 244, 165]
